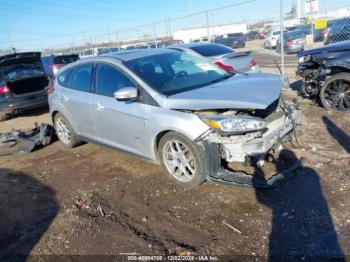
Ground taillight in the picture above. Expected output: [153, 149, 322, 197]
[0, 84, 10, 95]
[249, 58, 257, 67]
[47, 78, 55, 95]
[214, 61, 234, 73]
[50, 64, 63, 76]
[285, 39, 293, 46]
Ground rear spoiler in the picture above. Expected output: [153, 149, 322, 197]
[0, 52, 42, 67]
[220, 51, 251, 59]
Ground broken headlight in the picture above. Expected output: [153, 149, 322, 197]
[199, 115, 267, 134]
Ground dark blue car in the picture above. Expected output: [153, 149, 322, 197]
[0, 52, 49, 121]
[214, 33, 246, 48]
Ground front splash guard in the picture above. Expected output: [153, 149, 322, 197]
[207, 158, 303, 188]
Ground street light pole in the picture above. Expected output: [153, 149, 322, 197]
[280, 0, 284, 76]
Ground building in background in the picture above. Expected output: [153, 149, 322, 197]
[174, 22, 247, 43]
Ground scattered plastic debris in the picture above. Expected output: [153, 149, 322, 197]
[0, 123, 54, 156]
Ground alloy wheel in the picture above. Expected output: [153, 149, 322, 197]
[162, 140, 196, 182]
[323, 79, 350, 111]
[55, 117, 71, 144]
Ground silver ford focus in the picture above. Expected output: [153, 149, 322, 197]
[49, 49, 302, 188]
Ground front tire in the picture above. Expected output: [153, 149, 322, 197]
[54, 113, 80, 148]
[320, 73, 350, 112]
[158, 132, 219, 188]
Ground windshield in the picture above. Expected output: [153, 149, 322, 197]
[125, 51, 229, 96]
[0, 65, 45, 82]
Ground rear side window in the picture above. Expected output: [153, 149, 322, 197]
[57, 69, 71, 86]
[67, 64, 93, 92]
[96, 64, 134, 96]
[190, 44, 234, 57]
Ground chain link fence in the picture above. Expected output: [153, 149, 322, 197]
[3, 0, 349, 78]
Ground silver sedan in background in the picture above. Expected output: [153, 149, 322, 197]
[49, 49, 301, 188]
[168, 43, 260, 73]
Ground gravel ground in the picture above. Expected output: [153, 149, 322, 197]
[0, 64, 349, 260]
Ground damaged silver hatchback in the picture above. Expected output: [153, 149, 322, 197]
[49, 49, 302, 188]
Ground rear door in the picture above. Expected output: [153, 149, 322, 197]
[60, 63, 96, 138]
[90, 63, 146, 156]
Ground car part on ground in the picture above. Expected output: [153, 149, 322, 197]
[168, 43, 260, 73]
[296, 40, 350, 111]
[0, 124, 54, 156]
[0, 52, 50, 121]
[49, 48, 302, 188]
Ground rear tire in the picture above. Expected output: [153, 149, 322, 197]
[0, 112, 6, 122]
[320, 73, 350, 112]
[54, 113, 80, 148]
[158, 132, 220, 188]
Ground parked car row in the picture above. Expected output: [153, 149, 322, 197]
[264, 17, 350, 54]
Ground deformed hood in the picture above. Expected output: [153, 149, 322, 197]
[0, 52, 41, 67]
[165, 73, 282, 110]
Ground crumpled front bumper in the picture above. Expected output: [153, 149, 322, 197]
[205, 103, 303, 188]
[217, 105, 302, 163]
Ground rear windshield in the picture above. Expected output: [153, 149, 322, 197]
[284, 31, 305, 39]
[273, 31, 282, 35]
[0, 65, 45, 82]
[53, 55, 79, 64]
[190, 44, 234, 57]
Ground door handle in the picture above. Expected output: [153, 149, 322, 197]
[96, 102, 105, 110]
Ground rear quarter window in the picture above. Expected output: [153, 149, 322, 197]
[57, 68, 71, 87]
[67, 64, 93, 92]
[190, 44, 234, 57]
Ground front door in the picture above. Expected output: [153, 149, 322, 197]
[90, 63, 146, 157]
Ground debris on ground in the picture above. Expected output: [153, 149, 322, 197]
[222, 221, 242, 234]
[73, 191, 114, 219]
[0, 123, 54, 156]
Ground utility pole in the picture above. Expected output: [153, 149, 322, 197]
[167, 18, 172, 37]
[206, 10, 210, 40]
[297, 0, 301, 22]
[106, 25, 112, 43]
[6, 29, 14, 53]
[116, 32, 120, 51]
[280, 0, 284, 75]
[153, 23, 158, 48]
[68, 23, 75, 53]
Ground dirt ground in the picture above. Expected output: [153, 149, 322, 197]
[0, 79, 349, 260]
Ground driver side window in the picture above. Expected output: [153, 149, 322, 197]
[96, 64, 134, 96]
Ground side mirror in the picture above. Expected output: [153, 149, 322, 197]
[114, 87, 138, 101]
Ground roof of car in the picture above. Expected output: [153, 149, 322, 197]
[103, 48, 179, 61]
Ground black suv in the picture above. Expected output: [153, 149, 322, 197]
[0, 52, 50, 121]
